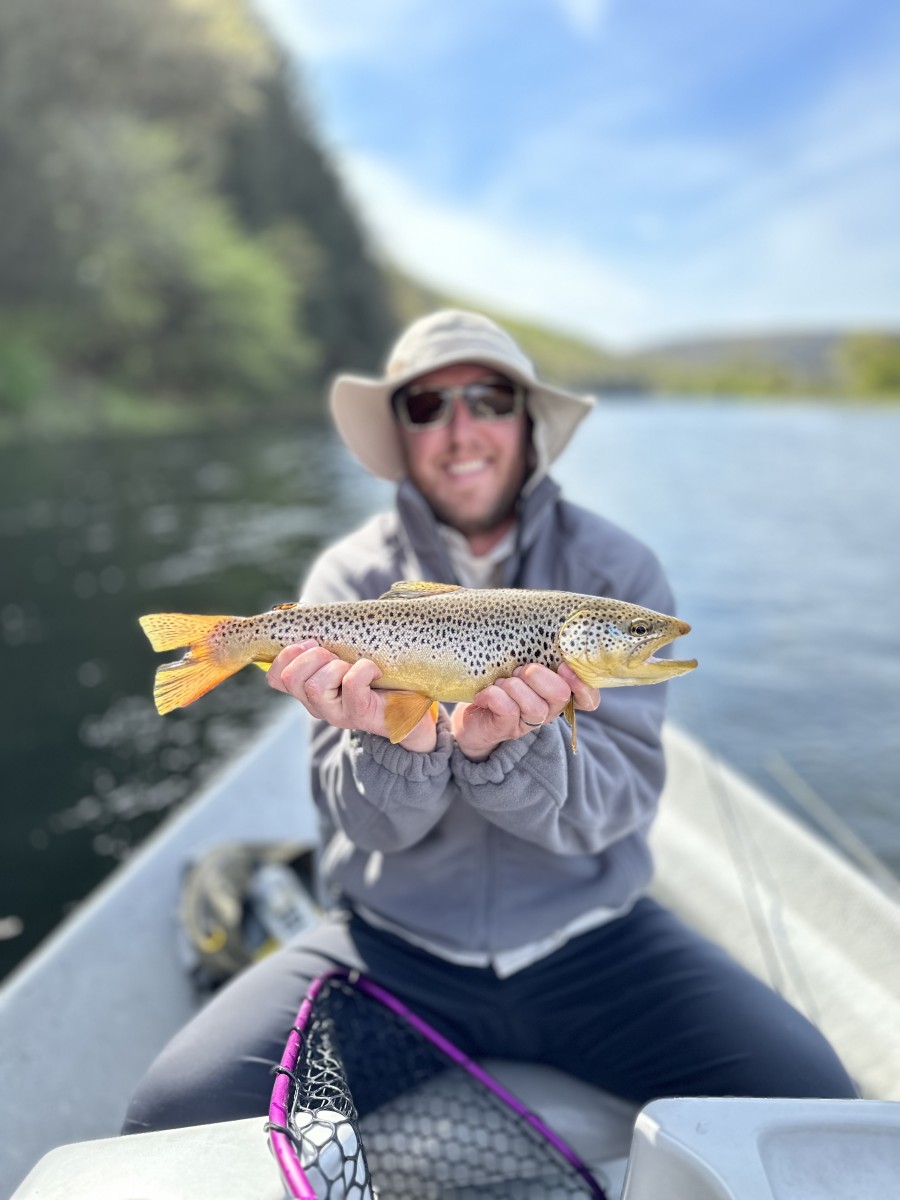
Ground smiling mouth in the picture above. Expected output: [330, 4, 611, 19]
[446, 459, 489, 477]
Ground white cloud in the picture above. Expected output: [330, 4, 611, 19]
[555, 0, 611, 37]
[337, 120, 900, 347]
[650, 57, 900, 332]
[339, 151, 650, 346]
[251, 0, 420, 61]
[251, 0, 467, 65]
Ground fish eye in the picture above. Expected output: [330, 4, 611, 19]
[629, 620, 650, 636]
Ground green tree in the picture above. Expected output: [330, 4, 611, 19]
[43, 118, 312, 404]
[840, 334, 900, 398]
[221, 61, 397, 377]
[0, 0, 401, 433]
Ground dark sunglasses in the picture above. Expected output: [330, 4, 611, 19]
[392, 378, 526, 430]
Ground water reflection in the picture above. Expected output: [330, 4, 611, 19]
[0, 423, 388, 976]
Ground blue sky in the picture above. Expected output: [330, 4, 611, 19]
[253, 0, 900, 347]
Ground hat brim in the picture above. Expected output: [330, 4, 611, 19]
[330, 360, 595, 482]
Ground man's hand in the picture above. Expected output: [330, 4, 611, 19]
[451, 662, 600, 762]
[266, 641, 438, 752]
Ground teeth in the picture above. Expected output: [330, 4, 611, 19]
[447, 460, 488, 476]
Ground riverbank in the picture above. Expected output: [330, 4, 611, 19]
[1, 373, 897, 450]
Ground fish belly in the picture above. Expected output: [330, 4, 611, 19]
[370, 655, 481, 703]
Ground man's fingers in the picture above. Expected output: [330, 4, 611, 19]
[336, 658, 383, 721]
[557, 663, 601, 711]
[267, 640, 320, 692]
[301, 657, 353, 707]
[511, 664, 571, 713]
[341, 657, 383, 692]
[493, 676, 552, 725]
[269, 646, 389, 733]
[270, 644, 350, 713]
[472, 683, 520, 722]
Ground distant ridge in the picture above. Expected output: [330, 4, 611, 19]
[635, 330, 840, 373]
[385, 268, 899, 400]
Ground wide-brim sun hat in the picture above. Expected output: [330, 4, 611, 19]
[329, 310, 596, 481]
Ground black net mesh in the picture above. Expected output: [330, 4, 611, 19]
[277, 974, 606, 1199]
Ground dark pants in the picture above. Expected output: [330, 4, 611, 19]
[122, 898, 857, 1133]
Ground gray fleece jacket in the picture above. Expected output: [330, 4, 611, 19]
[301, 474, 675, 957]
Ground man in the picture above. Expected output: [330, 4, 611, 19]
[124, 310, 854, 1133]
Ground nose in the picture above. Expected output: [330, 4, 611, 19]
[446, 394, 479, 436]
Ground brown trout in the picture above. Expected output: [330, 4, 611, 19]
[139, 580, 696, 749]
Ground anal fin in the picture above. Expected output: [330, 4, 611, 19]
[383, 691, 436, 743]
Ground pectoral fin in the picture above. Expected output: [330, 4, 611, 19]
[383, 691, 437, 743]
[379, 580, 463, 599]
[562, 695, 578, 753]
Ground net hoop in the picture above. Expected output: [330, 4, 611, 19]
[268, 967, 607, 1199]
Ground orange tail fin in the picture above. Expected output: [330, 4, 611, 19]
[139, 612, 246, 714]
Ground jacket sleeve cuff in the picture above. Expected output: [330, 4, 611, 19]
[450, 725, 566, 809]
[449, 729, 535, 785]
[350, 712, 454, 788]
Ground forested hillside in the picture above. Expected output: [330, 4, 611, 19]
[0, 0, 395, 436]
[0, 0, 896, 441]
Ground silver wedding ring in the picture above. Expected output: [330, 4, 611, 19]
[522, 718, 543, 728]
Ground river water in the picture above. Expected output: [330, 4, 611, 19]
[1, 399, 898, 978]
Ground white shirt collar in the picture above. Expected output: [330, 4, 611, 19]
[437, 523, 517, 589]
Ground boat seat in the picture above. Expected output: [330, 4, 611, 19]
[480, 1059, 636, 1195]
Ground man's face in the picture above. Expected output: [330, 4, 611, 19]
[397, 363, 530, 551]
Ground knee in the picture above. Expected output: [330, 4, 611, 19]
[121, 1033, 276, 1134]
[121, 1050, 219, 1134]
[730, 1008, 858, 1100]
[769, 1028, 857, 1099]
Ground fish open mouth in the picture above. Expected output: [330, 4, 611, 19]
[623, 649, 698, 683]
[625, 620, 697, 680]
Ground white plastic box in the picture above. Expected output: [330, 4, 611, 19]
[622, 1098, 900, 1200]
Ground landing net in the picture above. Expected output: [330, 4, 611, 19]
[268, 970, 607, 1199]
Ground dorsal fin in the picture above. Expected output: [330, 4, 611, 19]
[378, 580, 463, 600]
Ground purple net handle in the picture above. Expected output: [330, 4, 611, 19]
[268, 970, 336, 1199]
[268, 967, 608, 1200]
